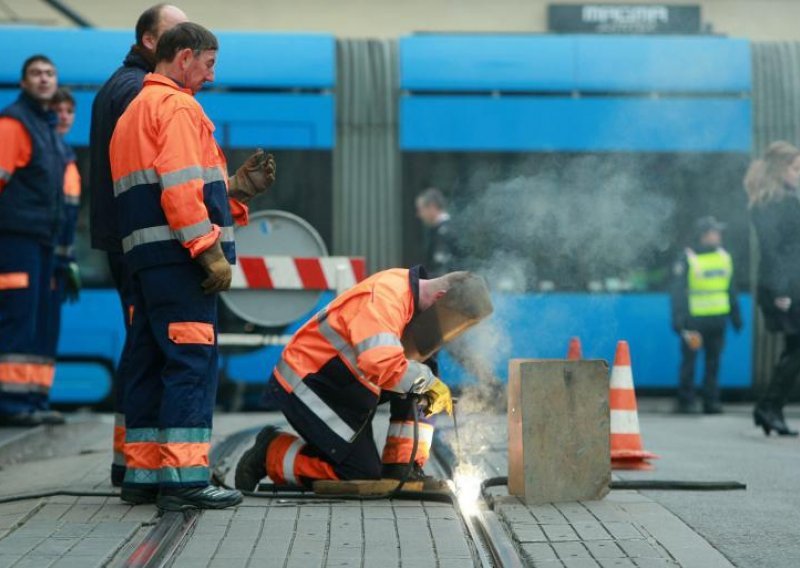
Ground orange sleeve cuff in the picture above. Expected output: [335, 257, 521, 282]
[229, 197, 249, 226]
[185, 224, 222, 258]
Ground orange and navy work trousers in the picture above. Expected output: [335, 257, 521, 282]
[0, 234, 55, 416]
[121, 262, 218, 489]
[107, 251, 132, 485]
[263, 376, 435, 486]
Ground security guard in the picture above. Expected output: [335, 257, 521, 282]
[0, 55, 67, 427]
[89, 3, 187, 488]
[415, 188, 457, 277]
[671, 216, 742, 414]
[110, 23, 274, 510]
[234, 269, 492, 491]
[39, 88, 82, 427]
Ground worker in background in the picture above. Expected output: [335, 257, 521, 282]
[89, 3, 187, 487]
[746, 141, 800, 437]
[671, 216, 742, 415]
[110, 22, 275, 510]
[235, 268, 483, 491]
[416, 188, 457, 277]
[0, 55, 66, 427]
[37, 87, 83, 427]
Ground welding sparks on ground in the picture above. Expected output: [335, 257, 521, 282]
[452, 463, 483, 516]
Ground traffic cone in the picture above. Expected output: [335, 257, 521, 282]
[567, 337, 582, 360]
[609, 340, 657, 470]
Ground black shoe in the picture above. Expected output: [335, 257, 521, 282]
[673, 400, 698, 415]
[157, 485, 243, 511]
[754, 405, 780, 436]
[120, 486, 158, 505]
[703, 402, 724, 415]
[772, 408, 798, 437]
[234, 426, 281, 491]
[0, 412, 43, 427]
[36, 410, 66, 425]
[382, 463, 445, 491]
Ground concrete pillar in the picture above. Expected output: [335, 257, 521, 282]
[508, 359, 610, 504]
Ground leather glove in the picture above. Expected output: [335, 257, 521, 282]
[196, 240, 232, 294]
[64, 262, 81, 303]
[423, 378, 453, 417]
[228, 149, 276, 203]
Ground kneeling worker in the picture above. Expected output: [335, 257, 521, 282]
[235, 268, 491, 490]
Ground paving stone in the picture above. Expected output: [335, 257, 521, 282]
[572, 521, 612, 541]
[30, 537, 78, 556]
[52, 523, 95, 539]
[67, 536, 124, 558]
[0, 536, 42, 555]
[582, 501, 630, 523]
[563, 559, 602, 568]
[542, 523, 581, 542]
[520, 542, 559, 562]
[585, 540, 626, 559]
[597, 559, 637, 568]
[556, 502, 596, 523]
[209, 558, 248, 568]
[0, 557, 21, 568]
[215, 538, 256, 559]
[601, 522, 643, 540]
[617, 540, 668, 559]
[12, 556, 57, 568]
[510, 523, 547, 543]
[553, 541, 592, 560]
[632, 559, 679, 567]
[529, 504, 568, 524]
[233, 507, 266, 521]
[13, 519, 62, 536]
[50, 557, 106, 568]
[89, 520, 139, 538]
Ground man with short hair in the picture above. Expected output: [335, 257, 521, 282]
[110, 22, 274, 510]
[234, 268, 492, 491]
[89, 3, 187, 487]
[416, 187, 457, 277]
[0, 55, 67, 426]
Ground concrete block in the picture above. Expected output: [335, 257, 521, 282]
[508, 359, 610, 505]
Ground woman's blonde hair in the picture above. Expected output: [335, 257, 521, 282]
[744, 141, 800, 207]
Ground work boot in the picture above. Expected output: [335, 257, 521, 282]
[703, 401, 724, 415]
[120, 486, 158, 505]
[0, 412, 43, 427]
[157, 485, 243, 511]
[673, 399, 698, 415]
[111, 465, 126, 488]
[36, 410, 66, 425]
[773, 407, 799, 437]
[382, 463, 445, 491]
[235, 426, 280, 491]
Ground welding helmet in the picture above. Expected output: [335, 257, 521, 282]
[401, 271, 494, 361]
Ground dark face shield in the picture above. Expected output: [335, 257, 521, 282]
[401, 272, 494, 361]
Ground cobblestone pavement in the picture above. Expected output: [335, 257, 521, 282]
[437, 411, 733, 568]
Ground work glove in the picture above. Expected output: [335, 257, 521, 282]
[228, 149, 276, 203]
[196, 240, 232, 294]
[423, 378, 453, 417]
[681, 330, 703, 351]
[64, 262, 81, 303]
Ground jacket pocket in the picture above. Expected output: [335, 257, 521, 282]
[168, 322, 215, 345]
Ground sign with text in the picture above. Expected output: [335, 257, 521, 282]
[548, 4, 702, 34]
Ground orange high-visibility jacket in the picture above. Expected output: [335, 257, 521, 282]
[273, 267, 437, 454]
[109, 73, 247, 273]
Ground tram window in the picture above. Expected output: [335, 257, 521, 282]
[72, 148, 333, 288]
[403, 152, 750, 293]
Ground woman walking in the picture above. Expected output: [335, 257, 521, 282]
[746, 141, 800, 436]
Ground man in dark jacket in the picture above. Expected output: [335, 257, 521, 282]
[670, 216, 742, 414]
[416, 187, 458, 277]
[89, 3, 186, 486]
[0, 55, 66, 426]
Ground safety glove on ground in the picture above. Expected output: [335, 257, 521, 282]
[228, 149, 276, 203]
[196, 240, 232, 294]
[423, 378, 453, 417]
[64, 262, 81, 303]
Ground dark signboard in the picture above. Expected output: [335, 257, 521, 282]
[548, 4, 702, 34]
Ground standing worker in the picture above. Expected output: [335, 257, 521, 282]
[416, 188, 457, 277]
[671, 216, 742, 414]
[234, 268, 492, 491]
[89, 3, 187, 486]
[0, 55, 67, 427]
[110, 22, 275, 510]
[37, 87, 83, 427]
[746, 141, 800, 437]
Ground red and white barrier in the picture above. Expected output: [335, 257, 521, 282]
[231, 256, 366, 291]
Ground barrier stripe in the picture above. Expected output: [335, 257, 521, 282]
[239, 256, 273, 288]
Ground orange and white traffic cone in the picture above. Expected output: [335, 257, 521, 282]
[609, 340, 657, 470]
[567, 337, 583, 360]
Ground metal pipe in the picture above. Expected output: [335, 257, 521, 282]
[41, 0, 92, 28]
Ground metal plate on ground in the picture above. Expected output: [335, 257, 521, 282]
[221, 210, 328, 327]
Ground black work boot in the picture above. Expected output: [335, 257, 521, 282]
[234, 426, 281, 491]
[703, 401, 724, 415]
[157, 485, 243, 511]
[382, 463, 446, 491]
[0, 412, 43, 427]
[773, 407, 799, 437]
[120, 485, 158, 505]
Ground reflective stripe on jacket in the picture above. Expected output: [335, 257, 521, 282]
[109, 73, 247, 274]
[273, 267, 436, 458]
[56, 153, 81, 264]
[687, 248, 732, 317]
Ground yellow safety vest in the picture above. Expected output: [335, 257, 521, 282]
[687, 248, 732, 317]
